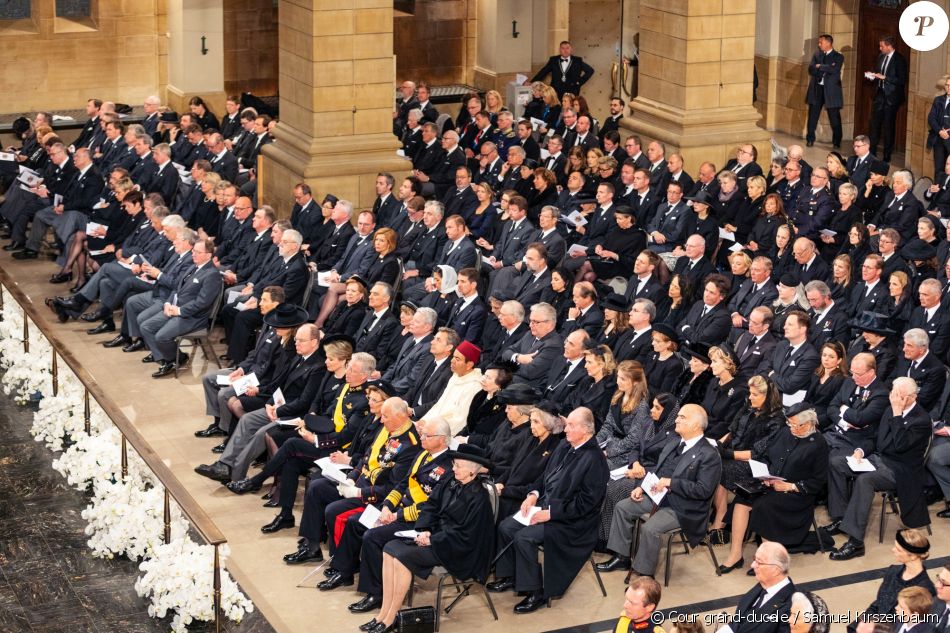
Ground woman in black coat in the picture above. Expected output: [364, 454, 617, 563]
[540, 268, 574, 331]
[496, 404, 564, 519]
[701, 345, 749, 440]
[819, 183, 862, 262]
[857, 167, 889, 225]
[374, 448, 495, 633]
[568, 345, 617, 431]
[733, 176, 766, 247]
[658, 273, 693, 329]
[460, 364, 512, 447]
[841, 221, 871, 279]
[746, 193, 788, 261]
[586, 206, 646, 280]
[717, 412, 829, 574]
[806, 342, 848, 426]
[770, 223, 796, 280]
[321, 279, 368, 339]
[527, 168, 559, 225]
[643, 325, 685, 396]
[671, 343, 714, 407]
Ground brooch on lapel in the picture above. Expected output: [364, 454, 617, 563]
[727, 388, 735, 397]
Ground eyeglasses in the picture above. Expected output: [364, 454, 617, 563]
[418, 433, 445, 440]
[935, 575, 949, 587]
[528, 319, 548, 325]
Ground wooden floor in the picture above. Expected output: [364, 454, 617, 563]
[1, 228, 946, 633]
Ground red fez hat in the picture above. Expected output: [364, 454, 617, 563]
[455, 340, 481, 365]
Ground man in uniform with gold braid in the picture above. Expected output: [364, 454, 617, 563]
[279, 397, 421, 564]
[318, 417, 453, 597]
[615, 576, 666, 633]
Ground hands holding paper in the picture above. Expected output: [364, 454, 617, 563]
[338, 482, 361, 499]
[651, 477, 671, 494]
[414, 531, 432, 547]
[520, 493, 538, 517]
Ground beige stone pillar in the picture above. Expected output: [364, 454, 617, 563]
[624, 0, 770, 174]
[262, 0, 408, 218]
[165, 0, 227, 114]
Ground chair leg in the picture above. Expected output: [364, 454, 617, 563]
[589, 556, 607, 597]
[435, 575, 444, 632]
[211, 337, 222, 368]
[813, 517, 827, 553]
[479, 583, 498, 621]
[878, 494, 888, 544]
[664, 532, 675, 587]
[407, 575, 414, 607]
[680, 531, 689, 556]
[705, 540, 722, 576]
[174, 338, 181, 378]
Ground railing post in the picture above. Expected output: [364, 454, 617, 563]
[163, 487, 171, 544]
[120, 435, 128, 479]
[83, 389, 91, 434]
[51, 350, 58, 397]
[22, 312, 28, 353]
[213, 544, 222, 633]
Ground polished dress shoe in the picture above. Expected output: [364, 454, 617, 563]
[52, 303, 70, 323]
[225, 478, 262, 494]
[123, 339, 146, 353]
[717, 558, 744, 574]
[68, 280, 87, 293]
[513, 593, 546, 614]
[486, 577, 515, 593]
[350, 594, 382, 614]
[194, 462, 231, 482]
[317, 571, 354, 591]
[87, 319, 115, 335]
[80, 311, 103, 323]
[2, 242, 23, 252]
[141, 353, 155, 363]
[937, 506, 950, 518]
[819, 519, 843, 537]
[12, 248, 37, 259]
[49, 271, 72, 284]
[358, 618, 378, 631]
[829, 539, 865, 561]
[595, 555, 631, 572]
[151, 362, 177, 378]
[282, 543, 318, 562]
[261, 515, 296, 534]
[195, 424, 227, 438]
[368, 622, 395, 633]
[262, 497, 279, 508]
[103, 334, 130, 348]
[211, 442, 227, 454]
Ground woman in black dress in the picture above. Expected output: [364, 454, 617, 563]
[848, 529, 936, 633]
[857, 161, 890, 225]
[715, 171, 743, 259]
[702, 345, 749, 440]
[766, 156, 787, 193]
[770, 273, 809, 336]
[320, 278, 369, 340]
[717, 406, 829, 573]
[747, 193, 789, 260]
[830, 254, 854, 303]
[460, 363, 513, 448]
[597, 393, 678, 545]
[726, 251, 752, 303]
[841, 221, 872, 280]
[644, 323, 685, 396]
[806, 342, 848, 428]
[584, 206, 646, 281]
[659, 273, 693, 329]
[373, 446, 495, 633]
[672, 343, 714, 407]
[683, 192, 719, 259]
[496, 403, 564, 519]
[819, 183, 862, 262]
[569, 344, 617, 431]
[188, 96, 220, 131]
[597, 293, 632, 352]
[469, 182, 499, 242]
[595, 360, 652, 470]
[540, 268, 574, 331]
[884, 270, 913, 334]
[528, 168, 559, 224]
[771, 223, 796, 280]
[187, 172, 223, 238]
[708, 375, 784, 543]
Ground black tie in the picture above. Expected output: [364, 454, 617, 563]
[751, 586, 767, 609]
[678, 441, 687, 454]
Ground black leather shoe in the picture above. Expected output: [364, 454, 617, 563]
[261, 515, 296, 534]
[123, 339, 146, 353]
[2, 242, 23, 252]
[49, 271, 72, 284]
[358, 618, 378, 631]
[513, 593, 546, 614]
[12, 248, 37, 259]
[194, 462, 231, 482]
[262, 497, 279, 508]
[368, 622, 395, 633]
[151, 362, 176, 378]
[141, 353, 155, 363]
[87, 319, 115, 335]
[225, 478, 262, 494]
[211, 442, 226, 454]
[819, 519, 843, 537]
[350, 595, 382, 614]
[283, 544, 313, 562]
[717, 558, 744, 574]
[595, 555, 631, 572]
[830, 539, 865, 561]
[80, 311, 103, 323]
[938, 506, 950, 518]
[486, 577, 515, 593]
[195, 424, 227, 438]
[284, 546, 323, 563]
[317, 571, 354, 591]
[103, 334, 130, 348]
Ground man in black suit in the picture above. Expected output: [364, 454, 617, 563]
[892, 328, 945, 412]
[871, 173, 922, 244]
[614, 298, 655, 364]
[907, 278, 950, 361]
[541, 135, 567, 180]
[660, 153, 694, 199]
[475, 141, 504, 186]
[805, 34, 845, 148]
[142, 143, 181, 209]
[482, 195, 538, 293]
[420, 130, 466, 199]
[238, 114, 273, 169]
[932, 567, 950, 631]
[393, 80, 419, 136]
[515, 120, 541, 163]
[491, 407, 608, 613]
[731, 543, 796, 632]
[928, 77, 950, 179]
[513, 243, 553, 308]
[572, 115, 599, 152]
[176, 124, 211, 170]
[672, 234, 715, 296]
[529, 40, 595, 97]
[411, 123, 443, 176]
[94, 120, 128, 173]
[309, 200, 356, 269]
[847, 254, 888, 321]
[413, 82, 440, 125]
[561, 281, 603, 337]
[379, 306, 436, 396]
[720, 144, 764, 190]
[440, 166, 478, 224]
[205, 133, 238, 183]
[447, 268, 486, 344]
[627, 168, 659, 228]
[823, 376, 932, 560]
[770, 311, 820, 402]
[545, 330, 589, 403]
[3, 142, 78, 251]
[677, 273, 731, 346]
[501, 303, 564, 390]
[822, 351, 889, 445]
[480, 299, 528, 368]
[868, 36, 907, 163]
[139, 237, 223, 377]
[599, 97, 625, 144]
[729, 257, 778, 333]
[625, 250, 668, 312]
[599, 403, 721, 577]
[644, 141, 669, 193]
[405, 327, 458, 419]
[926, 156, 950, 217]
[792, 237, 830, 283]
[401, 108, 424, 161]
[846, 135, 875, 190]
[805, 280, 849, 348]
[400, 200, 448, 297]
[354, 282, 401, 371]
[733, 307, 776, 382]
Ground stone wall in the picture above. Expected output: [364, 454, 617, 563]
[394, 0, 474, 86]
[223, 0, 279, 97]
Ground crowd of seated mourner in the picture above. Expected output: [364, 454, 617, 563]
[4, 72, 950, 632]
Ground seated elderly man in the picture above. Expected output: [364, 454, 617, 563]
[597, 403, 721, 578]
[733, 543, 796, 632]
[488, 407, 608, 614]
[821, 377, 932, 561]
[500, 302, 564, 390]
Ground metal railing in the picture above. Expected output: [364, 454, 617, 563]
[0, 269, 227, 631]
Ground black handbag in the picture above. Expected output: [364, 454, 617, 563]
[734, 478, 768, 498]
[396, 606, 436, 633]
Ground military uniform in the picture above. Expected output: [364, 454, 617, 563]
[615, 616, 665, 633]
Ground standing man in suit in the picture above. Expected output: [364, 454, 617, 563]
[868, 36, 907, 163]
[599, 404, 722, 578]
[731, 543, 795, 632]
[528, 41, 595, 98]
[928, 77, 950, 179]
[805, 34, 845, 148]
[139, 237, 223, 377]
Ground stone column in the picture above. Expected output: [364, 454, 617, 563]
[262, 0, 407, 218]
[165, 0, 227, 114]
[624, 0, 770, 174]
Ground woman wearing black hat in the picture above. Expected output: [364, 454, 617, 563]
[368, 446, 495, 633]
[701, 345, 749, 439]
[460, 363, 513, 448]
[902, 238, 939, 294]
[682, 191, 719, 259]
[857, 160, 890, 225]
[597, 293, 632, 351]
[644, 324, 684, 396]
[671, 343, 714, 406]
[846, 312, 898, 380]
[568, 344, 617, 430]
[770, 273, 809, 336]
[819, 183, 862, 262]
[484, 383, 539, 480]
[495, 403, 564, 519]
[582, 206, 646, 281]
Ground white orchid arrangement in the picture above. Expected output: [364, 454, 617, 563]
[0, 284, 255, 631]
